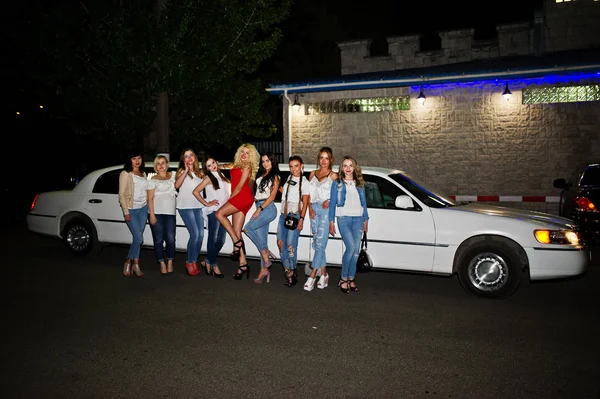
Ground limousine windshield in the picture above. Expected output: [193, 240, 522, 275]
[389, 173, 456, 208]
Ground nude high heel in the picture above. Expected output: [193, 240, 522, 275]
[123, 259, 132, 277]
[132, 261, 144, 277]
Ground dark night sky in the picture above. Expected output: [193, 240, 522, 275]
[261, 0, 544, 84]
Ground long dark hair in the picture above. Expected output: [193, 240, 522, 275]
[257, 152, 280, 194]
[122, 150, 146, 174]
[202, 156, 229, 190]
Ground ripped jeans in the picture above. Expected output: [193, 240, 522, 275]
[277, 213, 301, 270]
[310, 202, 329, 269]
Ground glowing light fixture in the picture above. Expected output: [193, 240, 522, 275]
[292, 94, 301, 112]
[39, 105, 44, 109]
[417, 87, 426, 105]
[16, 111, 20, 115]
[502, 82, 512, 101]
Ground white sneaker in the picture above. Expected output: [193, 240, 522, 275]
[317, 274, 329, 289]
[304, 277, 316, 291]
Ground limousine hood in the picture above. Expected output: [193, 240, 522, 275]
[454, 203, 578, 230]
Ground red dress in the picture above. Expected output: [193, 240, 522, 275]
[227, 167, 254, 215]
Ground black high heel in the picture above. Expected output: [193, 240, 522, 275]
[338, 278, 350, 294]
[233, 264, 250, 280]
[284, 268, 298, 287]
[200, 260, 212, 275]
[230, 239, 246, 261]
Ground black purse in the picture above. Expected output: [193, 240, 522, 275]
[284, 213, 299, 230]
[357, 231, 373, 273]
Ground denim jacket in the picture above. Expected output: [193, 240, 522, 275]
[328, 179, 369, 223]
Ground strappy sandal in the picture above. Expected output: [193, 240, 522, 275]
[349, 279, 358, 292]
[230, 239, 245, 261]
[338, 278, 350, 294]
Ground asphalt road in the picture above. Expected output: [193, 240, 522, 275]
[2, 224, 599, 399]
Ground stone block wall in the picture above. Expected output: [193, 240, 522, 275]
[287, 81, 600, 213]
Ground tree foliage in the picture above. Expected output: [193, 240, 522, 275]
[13, 0, 291, 151]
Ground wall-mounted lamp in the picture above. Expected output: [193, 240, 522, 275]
[502, 82, 512, 101]
[417, 87, 426, 105]
[292, 94, 301, 112]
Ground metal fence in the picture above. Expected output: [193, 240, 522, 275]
[250, 141, 284, 164]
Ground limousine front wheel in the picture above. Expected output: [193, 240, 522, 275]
[457, 240, 522, 298]
[63, 219, 99, 257]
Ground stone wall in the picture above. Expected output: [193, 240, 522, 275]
[287, 82, 600, 213]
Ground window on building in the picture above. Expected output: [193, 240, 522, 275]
[369, 36, 389, 57]
[305, 96, 410, 114]
[522, 85, 600, 104]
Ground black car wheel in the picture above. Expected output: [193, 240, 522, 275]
[63, 219, 99, 257]
[457, 239, 523, 298]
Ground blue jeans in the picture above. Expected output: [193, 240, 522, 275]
[206, 212, 226, 266]
[337, 216, 363, 279]
[310, 202, 329, 269]
[178, 208, 204, 263]
[277, 213, 301, 270]
[126, 205, 148, 260]
[244, 200, 277, 267]
[149, 214, 176, 263]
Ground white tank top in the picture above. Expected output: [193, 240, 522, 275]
[204, 172, 231, 215]
[309, 172, 333, 203]
[176, 172, 204, 209]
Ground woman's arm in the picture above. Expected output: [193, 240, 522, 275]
[118, 171, 130, 217]
[308, 171, 316, 218]
[147, 188, 156, 225]
[321, 172, 339, 210]
[174, 167, 188, 189]
[328, 180, 338, 235]
[192, 177, 218, 207]
[359, 187, 369, 232]
[297, 192, 310, 232]
[230, 165, 251, 199]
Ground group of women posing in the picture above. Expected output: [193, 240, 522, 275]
[118, 144, 369, 294]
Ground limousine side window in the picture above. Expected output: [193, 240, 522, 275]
[363, 175, 418, 210]
[93, 171, 121, 194]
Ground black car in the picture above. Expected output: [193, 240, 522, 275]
[554, 162, 600, 242]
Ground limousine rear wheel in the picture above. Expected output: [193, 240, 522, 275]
[457, 239, 522, 298]
[63, 219, 99, 257]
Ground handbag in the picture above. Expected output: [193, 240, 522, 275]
[283, 175, 303, 231]
[357, 231, 373, 273]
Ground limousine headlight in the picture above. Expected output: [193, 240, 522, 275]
[534, 229, 580, 245]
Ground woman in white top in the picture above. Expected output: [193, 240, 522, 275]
[277, 155, 310, 287]
[118, 150, 151, 277]
[192, 157, 231, 278]
[147, 155, 177, 275]
[243, 152, 281, 284]
[175, 148, 204, 277]
[329, 156, 369, 294]
[304, 147, 338, 291]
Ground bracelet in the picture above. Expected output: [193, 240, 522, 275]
[258, 205, 264, 211]
[299, 216, 304, 220]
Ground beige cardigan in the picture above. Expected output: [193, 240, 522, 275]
[118, 171, 135, 216]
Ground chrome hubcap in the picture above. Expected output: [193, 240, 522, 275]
[468, 252, 508, 292]
[67, 226, 90, 251]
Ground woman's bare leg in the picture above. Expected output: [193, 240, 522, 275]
[215, 203, 241, 243]
[232, 212, 247, 265]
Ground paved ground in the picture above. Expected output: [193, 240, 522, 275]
[2, 224, 599, 399]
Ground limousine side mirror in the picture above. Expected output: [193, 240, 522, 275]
[553, 178, 569, 190]
[395, 195, 414, 209]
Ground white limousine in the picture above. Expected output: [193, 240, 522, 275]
[27, 162, 589, 298]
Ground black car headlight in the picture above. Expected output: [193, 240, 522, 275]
[534, 229, 580, 245]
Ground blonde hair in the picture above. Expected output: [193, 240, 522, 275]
[233, 143, 260, 180]
[153, 155, 169, 173]
[337, 156, 365, 187]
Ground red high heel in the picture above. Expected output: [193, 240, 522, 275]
[132, 262, 144, 277]
[186, 262, 200, 276]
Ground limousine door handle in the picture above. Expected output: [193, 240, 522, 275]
[89, 199, 103, 204]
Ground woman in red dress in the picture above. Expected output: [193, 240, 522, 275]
[215, 143, 260, 279]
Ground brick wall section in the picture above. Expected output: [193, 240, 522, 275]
[287, 82, 600, 214]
